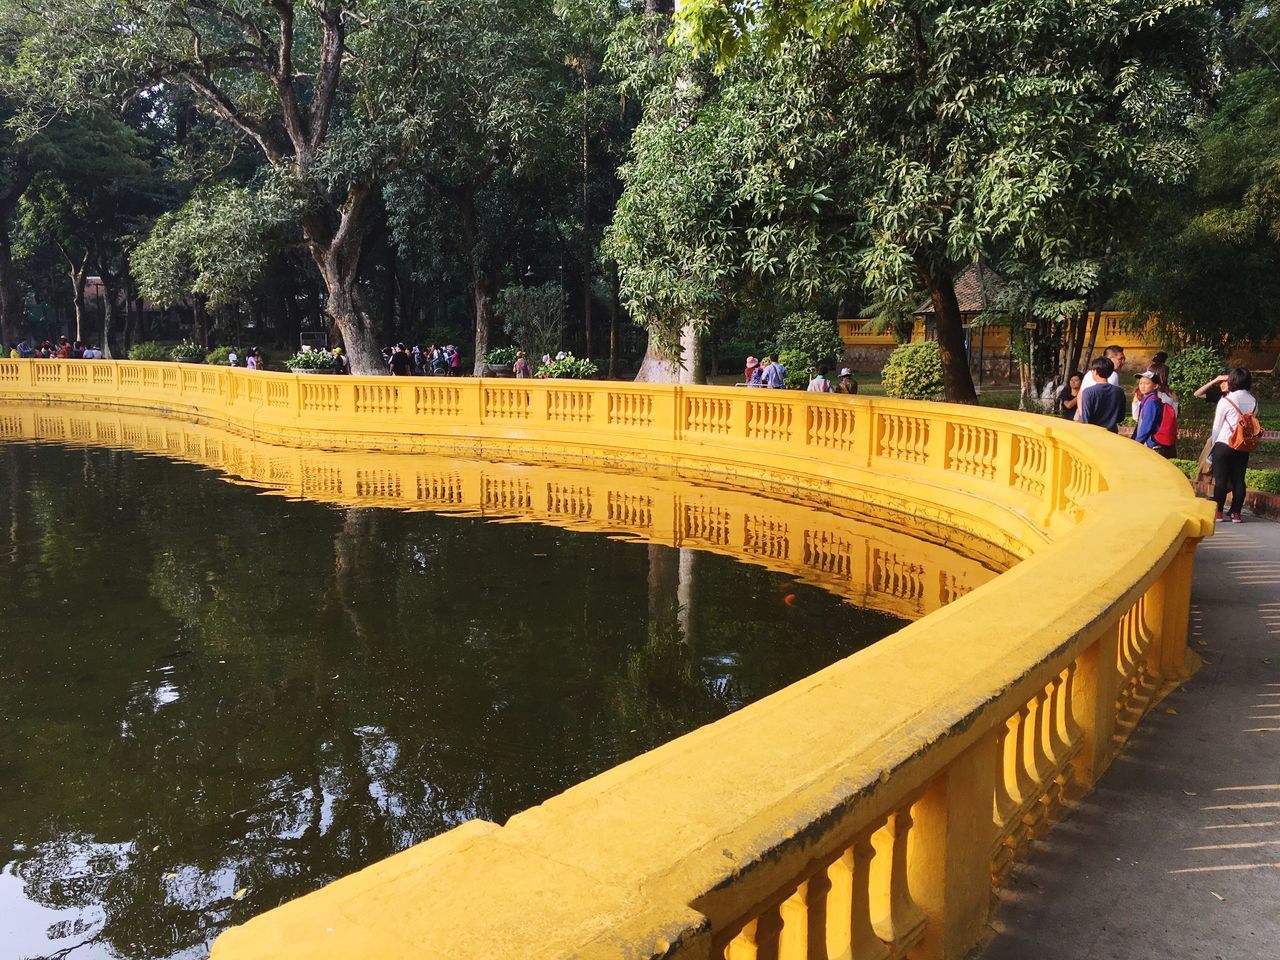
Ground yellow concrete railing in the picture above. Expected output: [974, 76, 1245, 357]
[839, 318, 899, 347]
[0, 359, 1213, 960]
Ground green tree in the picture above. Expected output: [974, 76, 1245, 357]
[1121, 5, 1280, 353]
[605, 40, 861, 382]
[16, 112, 154, 351]
[653, 0, 1215, 402]
[7, 0, 550, 373]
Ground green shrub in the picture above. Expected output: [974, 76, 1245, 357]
[484, 345, 519, 366]
[1246, 468, 1280, 495]
[777, 349, 810, 389]
[127, 341, 171, 361]
[169, 339, 206, 362]
[1169, 458, 1199, 480]
[284, 349, 338, 371]
[775, 311, 843, 375]
[205, 346, 243, 367]
[536, 353, 597, 379]
[882, 341, 945, 400]
[1167, 346, 1223, 404]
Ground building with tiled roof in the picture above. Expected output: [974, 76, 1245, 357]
[912, 260, 1006, 317]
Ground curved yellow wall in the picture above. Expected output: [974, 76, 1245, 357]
[0, 359, 1212, 960]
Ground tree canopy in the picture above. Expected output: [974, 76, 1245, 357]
[0, 0, 1270, 394]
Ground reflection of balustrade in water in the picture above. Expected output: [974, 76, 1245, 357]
[0, 404, 1003, 622]
[0, 360, 1212, 960]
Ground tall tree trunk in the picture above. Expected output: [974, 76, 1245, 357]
[457, 191, 496, 376]
[382, 240, 399, 343]
[64, 250, 89, 343]
[581, 66, 593, 361]
[319, 265, 383, 375]
[193, 296, 209, 348]
[1064, 309, 1089, 380]
[0, 216, 26, 348]
[634, 334, 679, 382]
[471, 277, 497, 376]
[679, 322, 706, 385]
[99, 283, 116, 360]
[121, 280, 138, 352]
[608, 262, 620, 379]
[917, 261, 977, 403]
[304, 186, 384, 375]
[280, 282, 299, 352]
[1081, 301, 1103, 370]
[0, 168, 31, 349]
[635, 320, 705, 383]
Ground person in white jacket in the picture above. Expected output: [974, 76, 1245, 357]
[1194, 368, 1259, 522]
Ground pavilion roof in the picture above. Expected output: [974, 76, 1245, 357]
[914, 260, 1006, 316]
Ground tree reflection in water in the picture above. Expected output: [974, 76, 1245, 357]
[0, 443, 905, 960]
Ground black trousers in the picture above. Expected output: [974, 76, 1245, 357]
[1211, 441, 1249, 514]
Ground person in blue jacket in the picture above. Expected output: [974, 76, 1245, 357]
[1132, 369, 1165, 450]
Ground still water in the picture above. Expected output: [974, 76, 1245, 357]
[0, 408, 1000, 960]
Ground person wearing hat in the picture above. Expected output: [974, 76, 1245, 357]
[835, 367, 858, 395]
[330, 346, 349, 374]
[743, 356, 762, 387]
[1133, 367, 1177, 458]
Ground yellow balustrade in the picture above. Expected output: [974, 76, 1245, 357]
[839, 318, 899, 347]
[0, 359, 1213, 960]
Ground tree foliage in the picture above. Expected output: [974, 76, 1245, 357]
[1121, 9, 1280, 349]
[612, 0, 1215, 400]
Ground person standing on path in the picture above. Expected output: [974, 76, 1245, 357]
[1059, 372, 1083, 419]
[1076, 345, 1125, 421]
[1195, 368, 1260, 523]
[806, 365, 833, 393]
[1079, 357, 1125, 431]
[763, 353, 786, 388]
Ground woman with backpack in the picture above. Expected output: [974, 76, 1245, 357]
[1195, 368, 1262, 522]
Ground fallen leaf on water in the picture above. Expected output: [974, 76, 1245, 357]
[1197, 640, 1207, 647]
[164, 873, 177, 880]
[1165, 708, 1178, 715]
[232, 888, 248, 901]
[1183, 790, 1197, 796]
[1211, 891, 1225, 901]
[152, 845, 160, 852]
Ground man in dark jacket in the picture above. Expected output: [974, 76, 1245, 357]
[1079, 356, 1125, 432]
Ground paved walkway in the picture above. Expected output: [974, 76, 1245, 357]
[980, 518, 1280, 960]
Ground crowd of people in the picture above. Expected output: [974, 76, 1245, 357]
[741, 354, 859, 395]
[8, 336, 105, 359]
[1057, 343, 1263, 522]
[380, 343, 464, 377]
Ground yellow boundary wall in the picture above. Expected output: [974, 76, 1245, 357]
[0, 359, 1213, 960]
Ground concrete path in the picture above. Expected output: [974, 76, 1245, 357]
[980, 518, 1280, 960]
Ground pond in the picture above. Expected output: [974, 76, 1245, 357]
[0, 406, 1004, 960]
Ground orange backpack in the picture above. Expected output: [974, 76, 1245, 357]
[1225, 397, 1265, 452]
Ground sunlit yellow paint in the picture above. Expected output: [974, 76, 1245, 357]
[0, 359, 1212, 960]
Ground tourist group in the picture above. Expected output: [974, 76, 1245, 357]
[1057, 345, 1263, 522]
